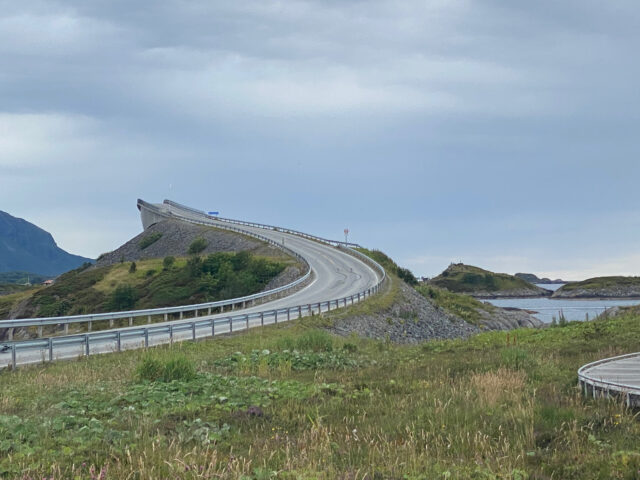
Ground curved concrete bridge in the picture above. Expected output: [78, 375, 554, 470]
[579, 353, 640, 407]
[0, 200, 385, 368]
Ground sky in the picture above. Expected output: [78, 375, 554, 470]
[1, 0, 639, 281]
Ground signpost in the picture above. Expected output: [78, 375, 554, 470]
[208, 211, 219, 215]
[344, 228, 349, 244]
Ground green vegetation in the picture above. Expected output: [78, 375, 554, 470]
[188, 236, 208, 255]
[558, 276, 640, 292]
[9, 252, 289, 318]
[138, 232, 163, 250]
[430, 263, 542, 294]
[2, 299, 640, 478]
[416, 283, 496, 326]
[0, 271, 51, 285]
[356, 247, 417, 285]
[0, 283, 35, 297]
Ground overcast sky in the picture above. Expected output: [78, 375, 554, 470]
[1, 0, 639, 280]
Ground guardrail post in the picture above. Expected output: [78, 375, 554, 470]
[208, 307, 212, 315]
[129, 317, 133, 327]
[109, 319, 114, 328]
[245, 315, 249, 330]
[87, 322, 92, 333]
[229, 317, 233, 333]
[316, 302, 321, 313]
[275, 310, 278, 324]
[307, 304, 311, 316]
[164, 313, 168, 321]
[192, 322, 196, 340]
[232, 303, 235, 311]
[358, 293, 361, 302]
[64, 324, 69, 335]
[116, 331, 122, 352]
[144, 329, 149, 347]
[298, 306, 302, 318]
[169, 325, 173, 345]
[287, 308, 290, 321]
[260, 312, 264, 326]
[37, 326, 43, 337]
[48, 338, 53, 362]
[242, 301, 245, 309]
[84, 335, 90, 356]
[11, 344, 16, 369]
[194, 309, 198, 318]
[211, 319, 215, 337]
[179, 311, 183, 320]
[147, 315, 152, 324]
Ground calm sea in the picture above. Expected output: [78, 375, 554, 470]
[485, 284, 640, 323]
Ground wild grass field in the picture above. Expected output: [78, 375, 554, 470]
[1, 281, 640, 479]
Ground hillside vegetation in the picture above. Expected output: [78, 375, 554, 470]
[554, 276, 640, 298]
[5, 251, 290, 320]
[430, 263, 550, 297]
[1, 293, 640, 478]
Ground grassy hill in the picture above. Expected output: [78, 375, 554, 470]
[0, 271, 51, 285]
[429, 263, 550, 297]
[1, 287, 639, 478]
[0, 251, 293, 321]
[554, 276, 640, 298]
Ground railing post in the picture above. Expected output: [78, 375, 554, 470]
[169, 325, 173, 345]
[11, 344, 16, 369]
[245, 315, 249, 330]
[48, 338, 53, 362]
[129, 317, 133, 327]
[208, 307, 212, 315]
[164, 313, 168, 321]
[110, 319, 114, 328]
[275, 310, 278, 324]
[147, 315, 152, 324]
[229, 317, 233, 333]
[211, 319, 215, 337]
[192, 322, 196, 340]
[194, 309, 198, 318]
[87, 321, 92, 333]
[64, 324, 69, 335]
[298, 306, 302, 318]
[116, 331, 122, 352]
[37, 326, 43, 337]
[144, 329, 149, 347]
[85, 335, 90, 356]
[260, 312, 264, 326]
[287, 308, 290, 322]
[179, 311, 183, 320]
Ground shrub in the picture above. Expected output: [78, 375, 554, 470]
[139, 232, 163, 250]
[145, 269, 156, 277]
[109, 284, 137, 310]
[129, 262, 137, 273]
[136, 354, 197, 382]
[188, 237, 208, 255]
[163, 256, 175, 270]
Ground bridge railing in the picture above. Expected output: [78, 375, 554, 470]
[163, 199, 361, 248]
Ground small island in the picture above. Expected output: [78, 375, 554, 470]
[429, 263, 552, 298]
[553, 276, 640, 298]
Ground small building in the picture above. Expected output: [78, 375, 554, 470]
[43, 279, 55, 286]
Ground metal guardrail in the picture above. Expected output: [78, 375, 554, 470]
[578, 352, 640, 407]
[163, 199, 362, 248]
[1, 200, 387, 368]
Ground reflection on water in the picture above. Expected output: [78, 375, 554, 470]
[486, 285, 640, 323]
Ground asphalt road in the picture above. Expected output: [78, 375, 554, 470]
[0, 203, 382, 368]
[579, 353, 640, 404]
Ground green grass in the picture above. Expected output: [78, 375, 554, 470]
[3, 289, 640, 478]
[0, 271, 51, 285]
[416, 283, 495, 326]
[559, 276, 640, 292]
[138, 232, 163, 250]
[430, 263, 541, 294]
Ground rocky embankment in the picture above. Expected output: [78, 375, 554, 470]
[327, 280, 542, 344]
[470, 288, 552, 299]
[95, 219, 286, 268]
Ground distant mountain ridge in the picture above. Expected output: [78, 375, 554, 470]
[515, 273, 564, 284]
[0, 210, 93, 276]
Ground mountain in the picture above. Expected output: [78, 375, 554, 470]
[429, 263, 552, 298]
[0, 211, 93, 276]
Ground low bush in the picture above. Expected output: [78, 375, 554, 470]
[188, 237, 208, 255]
[137, 354, 197, 382]
[138, 232, 163, 250]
